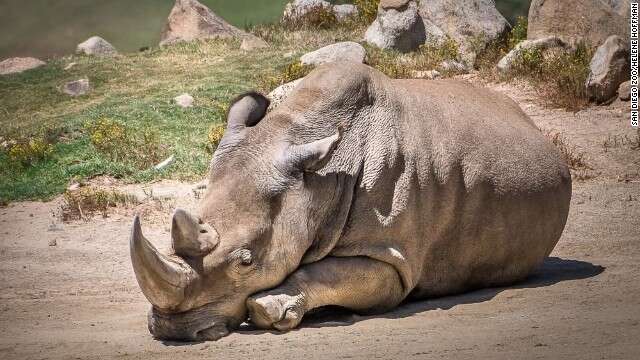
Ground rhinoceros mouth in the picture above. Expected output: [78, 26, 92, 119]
[148, 305, 237, 342]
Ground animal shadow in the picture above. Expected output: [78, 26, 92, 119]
[287, 256, 605, 329]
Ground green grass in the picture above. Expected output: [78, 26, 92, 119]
[0, 39, 295, 202]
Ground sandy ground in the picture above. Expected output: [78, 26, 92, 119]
[1, 82, 639, 360]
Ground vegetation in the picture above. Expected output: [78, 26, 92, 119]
[545, 131, 590, 171]
[61, 187, 138, 221]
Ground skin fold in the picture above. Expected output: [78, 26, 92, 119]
[130, 62, 571, 341]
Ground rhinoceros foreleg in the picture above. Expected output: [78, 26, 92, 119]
[246, 256, 404, 331]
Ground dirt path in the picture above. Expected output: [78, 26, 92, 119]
[1, 83, 639, 360]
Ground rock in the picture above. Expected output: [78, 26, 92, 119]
[497, 36, 567, 74]
[528, 0, 630, 47]
[76, 36, 117, 57]
[381, 0, 410, 9]
[438, 60, 469, 74]
[48, 239, 57, 246]
[62, 79, 90, 96]
[267, 78, 304, 108]
[300, 42, 366, 66]
[153, 155, 175, 171]
[418, 0, 510, 66]
[174, 93, 194, 108]
[364, 1, 426, 53]
[618, 81, 631, 101]
[160, 0, 253, 46]
[0, 57, 45, 75]
[64, 62, 77, 71]
[333, 4, 358, 21]
[283, 0, 331, 20]
[240, 37, 269, 51]
[586, 35, 631, 103]
[412, 70, 441, 79]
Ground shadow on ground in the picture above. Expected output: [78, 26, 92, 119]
[239, 256, 604, 334]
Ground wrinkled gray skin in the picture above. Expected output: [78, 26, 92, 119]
[130, 62, 571, 341]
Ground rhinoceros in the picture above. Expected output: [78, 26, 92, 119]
[130, 62, 571, 341]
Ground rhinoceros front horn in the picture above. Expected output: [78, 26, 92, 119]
[130, 216, 195, 310]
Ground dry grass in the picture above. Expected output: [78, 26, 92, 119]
[61, 187, 138, 221]
[545, 131, 591, 171]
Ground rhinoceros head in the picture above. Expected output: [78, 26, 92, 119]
[130, 91, 342, 341]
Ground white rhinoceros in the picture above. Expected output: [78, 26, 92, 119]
[130, 62, 571, 341]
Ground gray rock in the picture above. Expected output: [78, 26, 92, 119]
[418, 0, 509, 66]
[618, 81, 631, 101]
[364, 1, 426, 53]
[300, 42, 366, 66]
[267, 78, 304, 109]
[76, 36, 117, 57]
[0, 57, 46, 75]
[528, 0, 630, 47]
[586, 35, 631, 103]
[174, 93, 194, 108]
[497, 37, 567, 74]
[62, 79, 90, 96]
[240, 37, 269, 51]
[412, 70, 441, 79]
[333, 4, 358, 21]
[160, 0, 253, 46]
[438, 60, 469, 74]
[283, 0, 331, 20]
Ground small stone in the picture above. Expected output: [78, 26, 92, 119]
[497, 37, 567, 74]
[380, 0, 410, 9]
[64, 62, 77, 71]
[412, 70, 441, 79]
[67, 183, 80, 191]
[76, 36, 117, 57]
[240, 37, 269, 51]
[438, 60, 469, 73]
[364, 1, 425, 53]
[300, 42, 367, 66]
[48, 239, 57, 246]
[174, 93, 194, 108]
[62, 79, 90, 96]
[618, 81, 631, 101]
[332, 4, 358, 20]
[0, 57, 46, 75]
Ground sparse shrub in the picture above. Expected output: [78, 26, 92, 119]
[546, 131, 590, 171]
[354, 0, 380, 24]
[258, 60, 314, 93]
[281, 5, 338, 30]
[508, 16, 528, 49]
[61, 187, 137, 221]
[86, 118, 167, 169]
[206, 124, 226, 153]
[6, 137, 54, 167]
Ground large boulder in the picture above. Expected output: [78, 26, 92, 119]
[528, 0, 630, 47]
[0, 57, 45, 75]
[586, 35, 631, 103]
[76, 36, 117, 57]
[300, 42, 366, 66]
[267, 78, 304, 109]
[497, 37, 567, 74]
[160, 0, 254, 46]
[364, 0, 426, 53]
[418, 0, 510, 65]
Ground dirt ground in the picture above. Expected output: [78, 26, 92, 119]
[1, 81, 639, 360]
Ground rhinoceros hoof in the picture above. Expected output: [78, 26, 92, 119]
[246, 292, 306, 331]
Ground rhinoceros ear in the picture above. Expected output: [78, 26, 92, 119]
[287, 127, 343, 172]
[226, 91, 270, 129]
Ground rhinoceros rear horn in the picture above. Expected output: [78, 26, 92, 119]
[226, 91, 270, 129]
[171, 208, 219, 258]
[130, 216, 195, 310]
